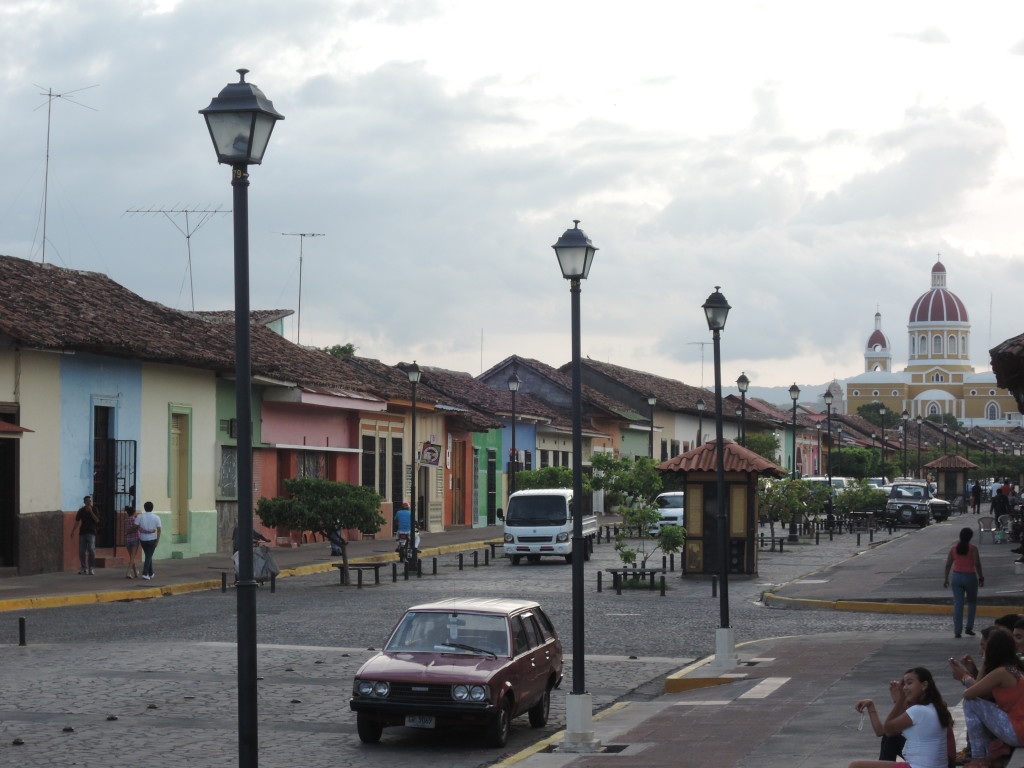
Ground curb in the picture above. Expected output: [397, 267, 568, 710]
[762, 593, 1024, 616]
[0, 539, 503, 614]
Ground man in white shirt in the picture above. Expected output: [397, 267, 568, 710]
[135, 501, 162, 580]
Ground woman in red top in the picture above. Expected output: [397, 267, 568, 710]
[944, 527, 985, 639]
[960, 629, 1024, 767]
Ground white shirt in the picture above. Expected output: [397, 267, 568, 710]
[902, 703, 948, 768]
[136, 511, 161, 541]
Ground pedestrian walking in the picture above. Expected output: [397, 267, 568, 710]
[944, 527, 984, 639]
[136, 501, 161, 580]
[69, 495, 100, 575]
[972, 481, 982, 515]
[123, 505, 140, 579]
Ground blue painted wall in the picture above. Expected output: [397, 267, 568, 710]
[60, 353, 142, 511]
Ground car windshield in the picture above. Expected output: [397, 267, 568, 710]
[385, 611, 510, 656]
[891, 484, 925, 499]
[505, 496, 569, 526]
[656, 495, 684, 509]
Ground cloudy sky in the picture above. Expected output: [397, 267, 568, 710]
[3, 1, 1024, 396]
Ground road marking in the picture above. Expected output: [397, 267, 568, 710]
[739, 677, 790, 698]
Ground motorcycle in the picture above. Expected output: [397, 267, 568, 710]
[395, 531, 419, 563]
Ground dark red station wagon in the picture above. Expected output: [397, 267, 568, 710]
[350, 597, 563, 747]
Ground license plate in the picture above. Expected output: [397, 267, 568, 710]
[405, 715, 435, 729]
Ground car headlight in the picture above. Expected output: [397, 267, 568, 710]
[504, 533, 514, 542]
[453, 684, 469, 701]
[356, 680, 375, 696]
[556, 532, 569, 542]
[452, 684, 488, 702]
[469, 685, 488, 702]
[373, 681, 390, 698]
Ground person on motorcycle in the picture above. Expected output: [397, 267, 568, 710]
[394, 502, 419, 558]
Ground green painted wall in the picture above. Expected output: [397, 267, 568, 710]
[473, 429, 504, 527]
[619, 429, 649, 460]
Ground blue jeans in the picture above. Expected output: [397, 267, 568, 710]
[951, 571, 978, 635]
[78, 534, 96, 571]
[140, 540, 158, 577]
[964, 697, 1024, 757]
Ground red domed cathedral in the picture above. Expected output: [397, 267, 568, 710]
[846, 260, 1018, 427]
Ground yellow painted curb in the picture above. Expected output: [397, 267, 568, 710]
[763, 593, 1024, 617]
[491, 701, 630, 767]
[0, 538, 502, 613]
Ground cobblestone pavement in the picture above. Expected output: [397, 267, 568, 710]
[0, 524, 953, 768]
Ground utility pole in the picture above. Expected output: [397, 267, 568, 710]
[278, 232, 325, 345]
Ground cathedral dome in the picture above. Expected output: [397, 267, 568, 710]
[909, 261, 968, 324]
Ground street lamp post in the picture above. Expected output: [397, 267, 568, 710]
[696, 398, 705, 447]
[943, 424, 948, 453]
[815, 423, 822, 474]
[735, 407, 743, 443]
[407, 362, 422, 570]
[963, 428, 970, 461]
[878, 405, 887, 473]
[824, 390, 834, 510]
[916, 416, 923, 478]
[837, 424, 844, 475]
[508, 371, 521, 494]
[200, 68, 284, 768]
[702, 286, 734, 669]
[552, 220, 600, 753]
[901, 410, 909, 477]
[788, 383, 800, 543]
[736, 373, 749, 447]
[647, 396, 657, 460]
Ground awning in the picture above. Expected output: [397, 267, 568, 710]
[0, 422, 33, 439]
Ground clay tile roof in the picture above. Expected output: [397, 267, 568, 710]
[416, 366, 559, 423]
[518, 358, 643, 420]
[657, 439, 786, 475]
[570, 358, 710, 412]
[923, 454, 979, 470]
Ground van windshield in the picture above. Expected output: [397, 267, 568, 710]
[505, 495, 569, 526]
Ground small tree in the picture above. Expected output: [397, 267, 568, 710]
[833, 479, 887, 516]
[321, 343, 357, 358]
[514, 466, 573, 490]
[256, 478, 384, 583]
[613, 499, 685, 571]
[590, 454, 662, 509]
[745, 432, 781, 463]
[757, 477, 818, 539]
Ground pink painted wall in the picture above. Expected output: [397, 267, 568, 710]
[261, 402, 355, 448]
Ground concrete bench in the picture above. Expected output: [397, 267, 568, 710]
[604, 567, 666, 593]
[331, 562, 386, 587]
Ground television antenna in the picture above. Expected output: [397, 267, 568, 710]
[33, 84, 98, 264]
[687, 341, 712, 389]
[278, 232, 325, 344]
[124, 206, 229, 310]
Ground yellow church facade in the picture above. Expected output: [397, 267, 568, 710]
[846, 261, 1018, 428]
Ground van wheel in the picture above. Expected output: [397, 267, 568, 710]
[510, 555, 521, 565]
[564, 554, 573, 563]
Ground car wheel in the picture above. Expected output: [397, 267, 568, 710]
[356, 712, 383, 744]
[510, 555, 521, 566]
[486, 696, 512, 748]
[527, 554, 541, 563]
[564, 554, 573, 564]
[528, 686, 551, 728]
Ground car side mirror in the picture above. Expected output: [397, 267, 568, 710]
[496, 508, 504, 521]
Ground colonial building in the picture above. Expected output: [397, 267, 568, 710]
[846, 260, 1018, 428]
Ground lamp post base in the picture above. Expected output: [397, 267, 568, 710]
[556, 693, 602, 753]
[711, 627, 738, 671]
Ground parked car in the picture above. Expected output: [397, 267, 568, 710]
[650, 491, 685, 534]
[350, 598, 563, 747]
[879, 480, 951, 527]
[802, 476, 854, 496]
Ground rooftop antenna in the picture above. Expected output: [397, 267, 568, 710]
[278, 232, 325, 344]
[124, 206, 229, 310]
[34, 84, 98, 264]
[687, 341, 711, 389]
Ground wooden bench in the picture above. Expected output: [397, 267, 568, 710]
[331, 562, 386, 587]
[604, 567, 666, 593]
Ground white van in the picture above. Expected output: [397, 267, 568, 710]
[502, 489, 598, 565]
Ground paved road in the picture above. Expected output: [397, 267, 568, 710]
[0, 522, 972, 768]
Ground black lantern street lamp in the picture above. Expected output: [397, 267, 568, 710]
[552, 220, 599, 752]
[736, 372, 749, 447]
[837, 424, 844, 475]
[507, 371, 521, 494]
[901, 410, 910, 476]
[407, 362, 422, 570]
[788, 383, 800, 543]
[823, 389, 834, 507]
[200, 68, 283, 768]
[735, 407, 743, 442]
[696, 398, 706, 447]
[702, 286, 734, 668]
[647, 396, 657, 460]
[916, 416, 923, 478]
[878, 404, 887, 472]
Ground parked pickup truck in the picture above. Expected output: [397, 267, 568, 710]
[502, 489, 598, 565]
